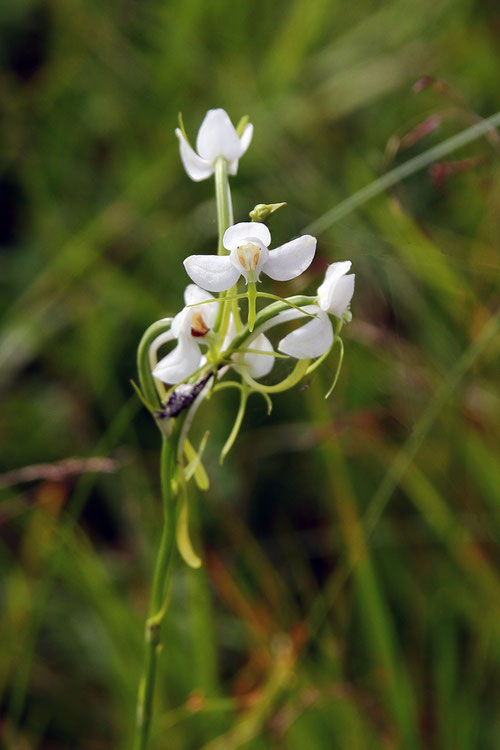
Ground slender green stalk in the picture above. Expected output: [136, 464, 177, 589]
[133, 434, 179, 750]
[304, 110, 500, 236]
[220, 383, 248, 463]
[214, 158, 232, 255]
[223, 295, 314, 356]
[213, 157, 242, 335]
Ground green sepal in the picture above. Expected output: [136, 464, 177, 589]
[184, 434, 210, 490]
[256, 389, 273, 415]
[325, 338, 344, 399]
[176, 480, 202, 569]
[212, 381, 273, 463]
[130, 379, 157, 414]
[220, 386, 248, 464]
[235, 115, 249, 137]
[342, 308, 353, 323]
[177, 112, 192, 146]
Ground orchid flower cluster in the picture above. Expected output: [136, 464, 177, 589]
[133, 108, 354, 750]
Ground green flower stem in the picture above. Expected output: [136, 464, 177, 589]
[133, 425, 183, 750]
[232, 294, 243, 333]
[213, 157, 242, 336]
[214, 158, 232, 254]
[217, 290, 233, 348]
[255, 292, 317, 317]
[223, 295, 315, 357]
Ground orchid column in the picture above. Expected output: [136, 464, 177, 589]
[133, 108, 355, 750]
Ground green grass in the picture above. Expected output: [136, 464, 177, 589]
[1, 0, 500, 747]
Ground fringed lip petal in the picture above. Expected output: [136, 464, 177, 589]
[264, 235, 317, 281]
[183, 254, 240, 293]
[278, 309, 333, 359]
[175, 129, 214, 182]
[196, 109, 242, 162]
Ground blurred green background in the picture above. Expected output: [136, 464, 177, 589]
[1, 0, 500, 748]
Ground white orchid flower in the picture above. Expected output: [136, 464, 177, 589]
[317, 261, 355, 317]
[153, 285, 218, 385]
[152, 284, 275, 385]
[278, 261, 355, 359]
[183, 221, 317, 293]
[176, 109, 253, 182]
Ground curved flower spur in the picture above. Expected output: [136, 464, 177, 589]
[132, 107, 355, 750]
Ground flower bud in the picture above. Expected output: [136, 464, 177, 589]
[249, 202, 286, 222]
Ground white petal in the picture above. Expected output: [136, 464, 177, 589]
[175, 129, 214, 182]
[264, 235, 317, 281]
[196, 109, 241, 162]
[184, 284, 214, 307]
[328, 274, 355, 317]
[244, 333, 274, 378]
[184, 254, 240, 292]
[171, 307, 191, 338]
[238, 123, 253, 156]
[183, 284, 218, 329]
[223, 222, 271, 251]
[325, 260, 352, 281]
[278, 310, 333, 359]
[153, 336, 202, 384]
[200, 299, 219, 330]
[227, 158, 239, 176]
[317, 261, 352, 311]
